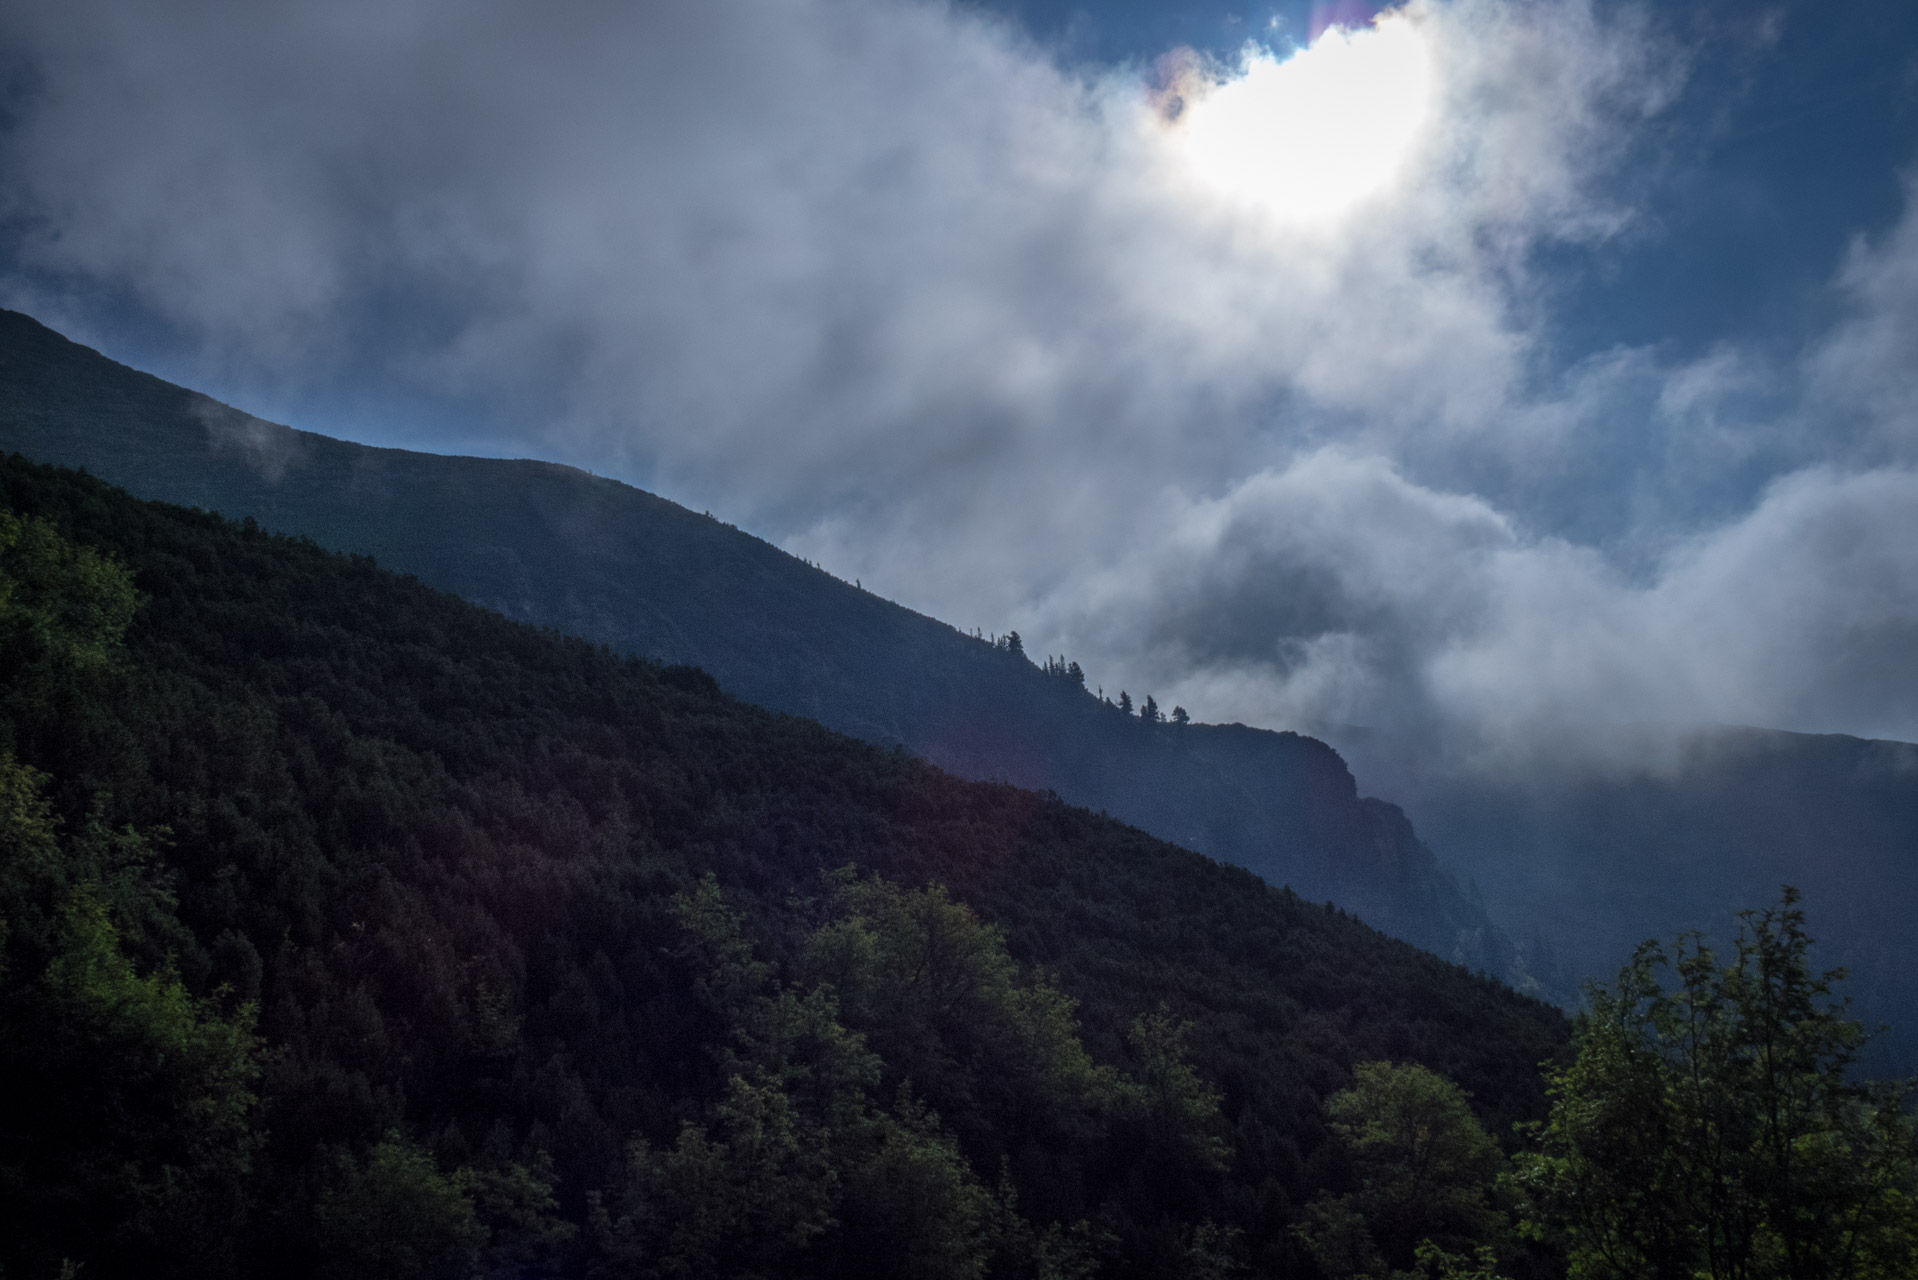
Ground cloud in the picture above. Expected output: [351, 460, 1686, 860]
[1036, 449, 1918, 771]
[0, 0, 1667, 451]
[12, 0, 1915, 764]
[1808, 178, 1918, 450]
[194, 398, 311, 484]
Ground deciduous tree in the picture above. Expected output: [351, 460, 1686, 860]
[1514, 889, 1918, 1280]
[1295, 1061, 1505, 1278]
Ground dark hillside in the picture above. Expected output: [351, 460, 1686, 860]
[0, 456, 1567, 1278]
[0, 307, 1509, 974]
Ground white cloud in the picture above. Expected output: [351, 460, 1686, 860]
[0, 0, 1669, 466]
[18, 0, 1917, 763]
[1032, 449, 1918, 770]
[1808, 177, 1918, 450]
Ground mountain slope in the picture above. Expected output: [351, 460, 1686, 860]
[0, 455, 1568, 1278]
[1351, 726, 1918, 1074]
[0, 307, 1511, 973]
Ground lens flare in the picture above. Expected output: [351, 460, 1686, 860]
[1168, 13, 1437, 227]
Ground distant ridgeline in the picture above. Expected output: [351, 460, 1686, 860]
[1385, 729, 1918, 1077]
[0, 455, 1568, 1277]
[0, 307, 1515, 980]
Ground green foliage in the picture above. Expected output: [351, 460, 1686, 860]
[673, 873, 883, 1140]
[1513, 888, 1918, 1280]
[986, 1169, 1112, 1280]
[1121, 1008, 1231, 1176]
[0, 508, 140, 680]
[1405, 1241, 1510, 1280]
[601, 873, 1252, 1277]
[316, 1132, 569, 1280]
[0, 796, 262, 1278]
[0, 518, 257, 1280]
[1180, 1221, 1248, 1279]
[598, 879, 995, 1279]
[316, 1135, 487, 1280]
[1296, 1061, 1506, 1279]
[596, 1075, 839, 1280]
[836, 1090, 997, 1280]
[41, 890, 258, 1131]
[0, 456, 1569, 1278]
[804, 871, 1117, 1155]
[0, 748, 61, 966]
[457, 1147, 580, 1276]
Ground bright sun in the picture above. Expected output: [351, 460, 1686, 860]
[1167, 12, 1437, 227]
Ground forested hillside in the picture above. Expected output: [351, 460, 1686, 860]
[0, 308, 1510, 976]
[0, 456, 1568, 1278]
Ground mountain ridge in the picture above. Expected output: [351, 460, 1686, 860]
[1342, 721, 1918, 1072]
[0, 306, 1517, 977]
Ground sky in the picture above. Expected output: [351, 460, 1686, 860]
[2, 0, 1917, 768]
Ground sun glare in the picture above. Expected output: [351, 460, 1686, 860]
[1167, 13, 1437, 227]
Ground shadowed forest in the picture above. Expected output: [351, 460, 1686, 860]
[2, 457, 1913, 1279]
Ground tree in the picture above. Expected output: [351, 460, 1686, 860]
[316, 1137, 486, 1280]
[1295, 1061, 1506, 1278]
[1118, 691, 1133, 716]
[803, 871, 1115, 1148]
[835, 1089, 995, 1280]
[1140, 695, 1160, 725]
[0, 516, 260, 1280]
[1121, 1008, 1229, 1178]
[0, 510, 141, 684]
[597, 1074, 839, 1280]
[1513, 888, 1918, 1280]
[599, 874, 1047, 1279]
[1171, 706, 1190, 726]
